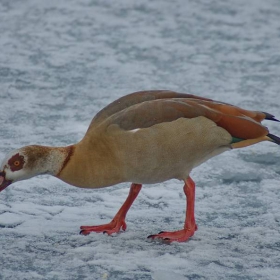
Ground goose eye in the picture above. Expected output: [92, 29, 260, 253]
[8, 153, 25, 171]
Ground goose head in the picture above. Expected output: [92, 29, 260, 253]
[0, 145, 70, 192]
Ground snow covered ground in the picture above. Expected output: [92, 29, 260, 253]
[1, 0, 280, 279]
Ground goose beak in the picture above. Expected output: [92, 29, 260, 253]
[0, 171, 12, 192]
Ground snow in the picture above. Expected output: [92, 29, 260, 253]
[1, 0, 280, 279]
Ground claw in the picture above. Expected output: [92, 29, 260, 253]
[147, 231, 165, 238]
[121, 221, 127, 231]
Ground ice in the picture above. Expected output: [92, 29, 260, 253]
[1, 0, 280, 279]
[0, 212, 23, 228]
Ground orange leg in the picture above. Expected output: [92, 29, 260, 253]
[80, 183, 142, 235]
[148, 176, 197, 242]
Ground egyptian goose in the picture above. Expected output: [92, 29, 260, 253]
[0, 90, 279, 242]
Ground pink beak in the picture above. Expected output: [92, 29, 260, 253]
[0, 171, 12, 192]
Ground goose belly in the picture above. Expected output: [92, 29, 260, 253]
[116, 117, 232, 184]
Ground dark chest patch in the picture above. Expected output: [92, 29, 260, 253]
[8, 153, 25, 171]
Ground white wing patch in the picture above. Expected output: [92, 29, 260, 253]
[129, 128, 141, 133]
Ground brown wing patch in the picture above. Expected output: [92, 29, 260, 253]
[174, 99, 269, 139]
[182, 99, 267, 122]
[90, 90, 269, 131]
[89, 90, 214, 128]
[101, 98, 268, 141]
[216, 114, 268, 139]
[8, 153, 25, 171]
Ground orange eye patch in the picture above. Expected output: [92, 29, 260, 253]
[14, 160, 20, 166]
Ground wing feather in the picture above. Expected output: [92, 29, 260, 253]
[89, 90, 213, 128]
[96, 98, 268, 140]
[184, 99, 267, 122]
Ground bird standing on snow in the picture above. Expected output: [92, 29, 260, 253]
[0, 90, 279, 242]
